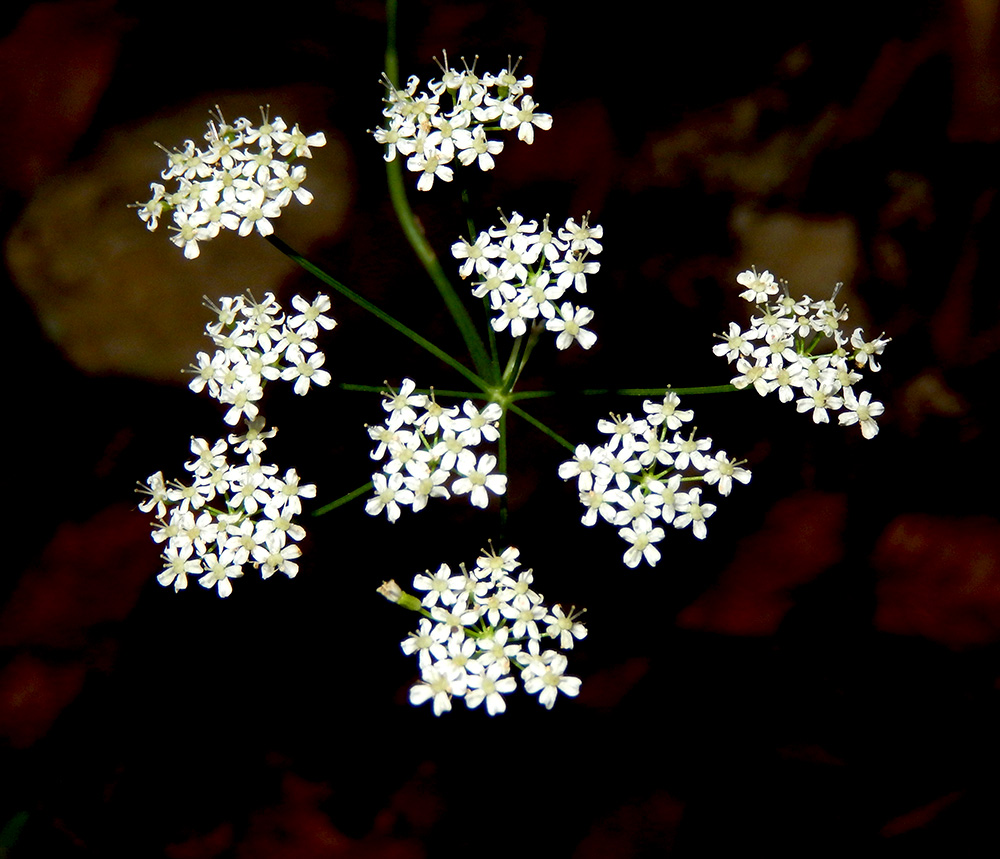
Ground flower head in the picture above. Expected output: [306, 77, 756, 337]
[365, 381, 507, 521]
[134, 107, 325, 256]
[562, 394, 751, 566]
[374, 57, 551, 191]
[716, 269, 889, 439]
[390, 547, 586, 715]
[453, 211, 603, 351]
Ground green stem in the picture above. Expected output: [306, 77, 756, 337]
[507, 403, 576, 453]
[460, 185, 477, 245]
[507, 323, 544, 392]
[381, 0, 494, 384]
[265, 234, 487, 392]
[384, 160, 494, 384]
[313, 481, 373, 517]
[482, 296, 500, 372]
[501, 332, 530, 391]
[508, 384, 741, 401]
[384, 0, 399, 86]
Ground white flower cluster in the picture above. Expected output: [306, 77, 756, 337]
[138, 292, 335, 597]
[452, 211, 602, 350]
[373, 55, 552, 191]
[559, 394, 751, 568]
[379, 545, 586, 715]
[188, 292, 335, 424]
[139, 434, 314, 597]
[716, 269, 890, 439]
[134, 107, 326, 258]
[366, 380, 508, 521]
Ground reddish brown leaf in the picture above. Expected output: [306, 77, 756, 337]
[0, 653, 87, 748]
[873, 514, 1000, 648]
[677, 491, 847, 635]
[0, 505, 153, 649]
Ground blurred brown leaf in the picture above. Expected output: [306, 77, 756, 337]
[0, 505, 151, 650]
[0, 653, 87, 748]
[0, 0, 129, 194]
[872, 514, 1000, 648]
[677, 491, 847, 635]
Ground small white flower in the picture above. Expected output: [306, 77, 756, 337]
[838, 390, 884, 438]
[620, 522, 665, 568]
[366, 472, 413, 522]
[157, 544, 201, 592]
[409, 668, 456, 715]
[197, 550, 243, 598]
[795, 381, 843, 425]
[558, 215, 603, 255]
[382, 378, 426, 429]
[413, 563, 467, 608]
[523, 653, 581, 709]
[558, 444, 604, 492]
[545, 302, 597, 350]
[551, 252, 600, 294]
[850, 328, 891, 372]
[454, 125, 504, 170]
[169, 214, 212, 259]
[465, 662, 517, 715]
[713, 322, 754, 362]
[643, 392, 693, 430]
[500, 94, 552, 144]
[701, 452, 751, 496]
[736, 268, 778, 303]
[673, 488, 717, 540]
[447, 400, 502, 446]
[287, 294, 336, 339]
[407, 151, 454, 191]
[451, 232, 500, 278]
[452, 452, 507, 509]
[543, 605, 588, 650]
[279, 347, 331, 395]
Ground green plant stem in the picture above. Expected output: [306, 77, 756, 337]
[507, 403, 576, 453]
[384, 0, 399, 86]
[265, 234, 487, 392]
[383, 160, 494, 384]
[482, 296, 500, 372]
[501, 331, 530, 391]
[508, 384, 741, 401]
[313, 481, 374, 517]
[381, 0, 494, 384]
[509, 325, 545, 392]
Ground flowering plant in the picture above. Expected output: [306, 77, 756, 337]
[133, 37, 889, 716]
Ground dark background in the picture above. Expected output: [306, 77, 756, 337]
[1, 1, 997, 856]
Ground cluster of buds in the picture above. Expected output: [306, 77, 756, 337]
[379, 545, 586, 715]
[373, 55, 552, 190]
